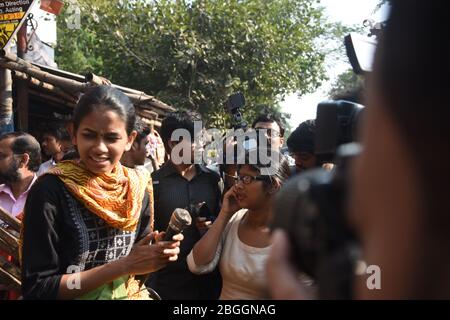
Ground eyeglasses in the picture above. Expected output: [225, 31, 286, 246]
[233, 174, 267, 185]
[255, 128, 282, 138]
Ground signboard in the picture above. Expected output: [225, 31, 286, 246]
[0, 0, 38, 50]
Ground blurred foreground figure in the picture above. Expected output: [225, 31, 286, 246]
[267, 0, 450, 299]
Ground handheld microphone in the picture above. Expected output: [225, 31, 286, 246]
[135, 208, 191, 290]
[163, 208, 192, 241]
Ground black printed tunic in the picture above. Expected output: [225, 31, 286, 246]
[21, 174, 151, 299]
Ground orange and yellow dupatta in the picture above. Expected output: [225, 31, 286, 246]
[48, 160, 151, 232]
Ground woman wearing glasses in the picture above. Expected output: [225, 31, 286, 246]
[187, 150, 291, 299]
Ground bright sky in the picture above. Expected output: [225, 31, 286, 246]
[281, 0, 389, 129]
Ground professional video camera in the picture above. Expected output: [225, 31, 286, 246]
[220, 92, 281, 187]
[224, 92, 247, 130]
[315, 100, 365, 164]
[271, 99, 365, 299]
[221, 92, 258, 161]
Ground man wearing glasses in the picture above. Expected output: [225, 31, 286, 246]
[252, 113, 285, 152]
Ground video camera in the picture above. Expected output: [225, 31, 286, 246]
[315, 100, 365, 164]
[221, 92, 257, 163]
[270, 25, 380, 297]
[224, 92, 247, 130]
[271, 100, 365, 299]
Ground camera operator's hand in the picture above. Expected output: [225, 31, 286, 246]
[267, 229, 317, 300]
[220, 185, 242, 219]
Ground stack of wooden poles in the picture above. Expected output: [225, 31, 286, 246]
[0, 206, 21, 293]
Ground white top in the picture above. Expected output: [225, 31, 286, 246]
[187, 209, 271, 300]
[37, 158, 56, 176]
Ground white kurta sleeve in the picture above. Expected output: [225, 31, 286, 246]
[186, 210, 245, 275]
[187, 236, 224, 275]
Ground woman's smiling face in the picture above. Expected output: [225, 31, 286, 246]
[73, 106, 136, 174]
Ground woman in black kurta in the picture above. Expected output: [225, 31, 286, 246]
[21, 173, 151, 299]
[21, 86, 182, 300]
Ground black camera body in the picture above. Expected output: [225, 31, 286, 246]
[224, 92, 247, 130]
[315, 100, 365, 164]
[221, 92, 254, 164]
[272, 100, 364, 299]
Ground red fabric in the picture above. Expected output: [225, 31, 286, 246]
[40, 0, 64, 15]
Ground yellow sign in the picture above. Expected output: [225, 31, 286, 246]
[0, 0, 37, 50]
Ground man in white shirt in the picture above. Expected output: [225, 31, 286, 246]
[0, 132, 41, 219]
[37, 123, 71, 176]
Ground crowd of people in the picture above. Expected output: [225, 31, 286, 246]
[1, 0, 448, 300]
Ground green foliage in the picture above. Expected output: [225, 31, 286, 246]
[328, 68, 364, 100]
[56, 0, 338, 128]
